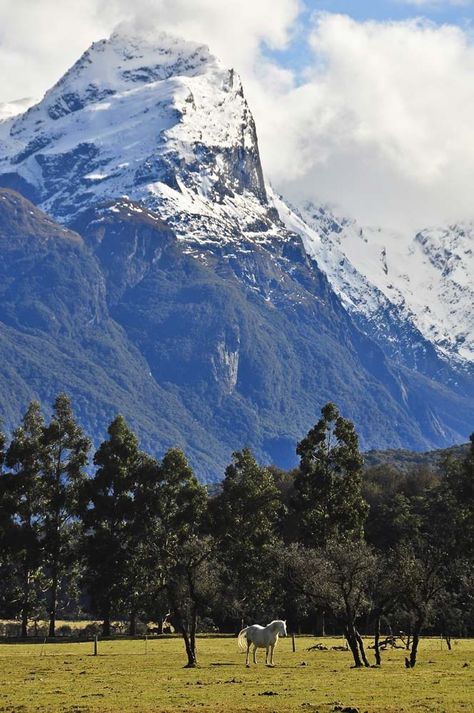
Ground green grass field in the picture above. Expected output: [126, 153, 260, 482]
[0, 636, 472, 712]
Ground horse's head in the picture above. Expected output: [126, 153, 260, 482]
[279, 620, 287, 637]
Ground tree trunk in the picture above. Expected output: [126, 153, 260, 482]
[344, 624, 363, 668]
[190, 606, 198, 664]
[182, 628, 197, 667]
[129, 611, 137, 637]
[21, 568, 30, 638]
[355, 629, 370, 667]
[21, 607, 28, 638]
[173, 608, 197, 668]
[408, 617, 423, 668]
[444, 633, 452, 651]
[48, 569, 58, 637]
[374, 614, 381, 666]
[102, 603, 111, 637]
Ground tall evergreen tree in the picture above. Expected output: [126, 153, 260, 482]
[4, 402, 46, 636]
[82, 414, 141, 636]
[150, 448, 208, 667]
[0, 424, 15, 620]
[443, 433, 474, 559]
[212, 448, 283, 624]
[292, 402, 368, 547]
[41, 393, 90, 636]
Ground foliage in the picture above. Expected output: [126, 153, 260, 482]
[81, 414, 142, 634]
[292, 403, 368, 546]
[40, 393, 91, 636]
[2, 402, 46, 633]
[0, 393, 472, 673]
[212, 448, 283, 623]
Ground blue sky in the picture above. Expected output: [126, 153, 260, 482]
[267, 1, 474, 74]
[310, 0, 474, 24]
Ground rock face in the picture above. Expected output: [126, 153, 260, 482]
[275, 196, 474, 371]
[0, 29, 268, 234]
[0, 29, 473, 479]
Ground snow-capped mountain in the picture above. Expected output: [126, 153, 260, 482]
[0, 27, 472, 474]
[1, 28, 470, 373]
[273, 196, 474, 371]
[0, 29, 279, 252]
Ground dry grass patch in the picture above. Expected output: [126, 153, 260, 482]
[0, 636, 472, 712]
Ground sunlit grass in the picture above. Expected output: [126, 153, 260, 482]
[0, 635, 472, 712]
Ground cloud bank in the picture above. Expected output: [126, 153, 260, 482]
[1, 0, 474, 229]
[269, 13, 474, 229]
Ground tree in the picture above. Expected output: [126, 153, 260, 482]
[141, 448, 208, 666]
[3, 402, 46, 636]
[0, 424, 16, 621]
[286, 538, 376, 667]
[394, 541, 451, 667]
[81, 414, 141, 636]
[442, 434, 474, 560]
[212, 449, 283, 625]
[292, 403, 368, 547]
[165, 534, 218, 667]
[41, 393, 90, 636]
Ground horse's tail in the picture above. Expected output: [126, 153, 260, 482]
[237, 627, 249, 651]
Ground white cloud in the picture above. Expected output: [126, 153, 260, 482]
[0, 0, 300, 103]
[264, 14, 474, 229]
[1, 2, 474, 229]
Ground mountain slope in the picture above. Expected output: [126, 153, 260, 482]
[0, 29, 270, 242]
[0, 29, 472, 477]
[0, 188, 232, 477]
[275, 196, 474, 371]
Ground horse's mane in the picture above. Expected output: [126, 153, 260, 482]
[268, 619, 285, 629]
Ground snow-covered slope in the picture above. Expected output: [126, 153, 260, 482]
[272, 194, 474, 368]
[0, 97, 36, 123]
[0, 29, 281, 253]
[0, 23, 474, 457]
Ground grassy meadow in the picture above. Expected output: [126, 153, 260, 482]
[0, 635, 472, 713]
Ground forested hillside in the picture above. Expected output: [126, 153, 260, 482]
[1, 395, 472, 668]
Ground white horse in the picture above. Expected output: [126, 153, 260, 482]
[238, 620, 287, 667]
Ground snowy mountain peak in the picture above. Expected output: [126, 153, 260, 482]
[0, 29, 472, 376]
[40, 29, 218, 121]
[0, 27, 266, 236]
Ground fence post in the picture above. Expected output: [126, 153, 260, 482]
[94, 634, 98, 656]
[292, 633, 296, 652]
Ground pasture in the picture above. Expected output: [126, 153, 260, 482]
[0, 636, 472, 713]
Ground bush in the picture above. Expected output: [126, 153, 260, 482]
[57, 625, 72, 637]
[198, 617, 219, 633]
[80, 622, 101, 638]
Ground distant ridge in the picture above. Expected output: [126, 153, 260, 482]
[364, 442, 470, 472]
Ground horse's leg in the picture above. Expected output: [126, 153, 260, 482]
[265, 646, 269, 664]
[246, 640, 251, 667]
[270, 643, 275, 666]
[253, 644, 257, 664]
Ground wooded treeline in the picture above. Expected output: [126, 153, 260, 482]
[0, 395, 472, 668]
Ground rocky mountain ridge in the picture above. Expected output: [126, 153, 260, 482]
[0, 29, 472, 478]
[275, 196, 474, 370]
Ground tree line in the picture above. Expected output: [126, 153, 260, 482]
[0, 395, 472, 668]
